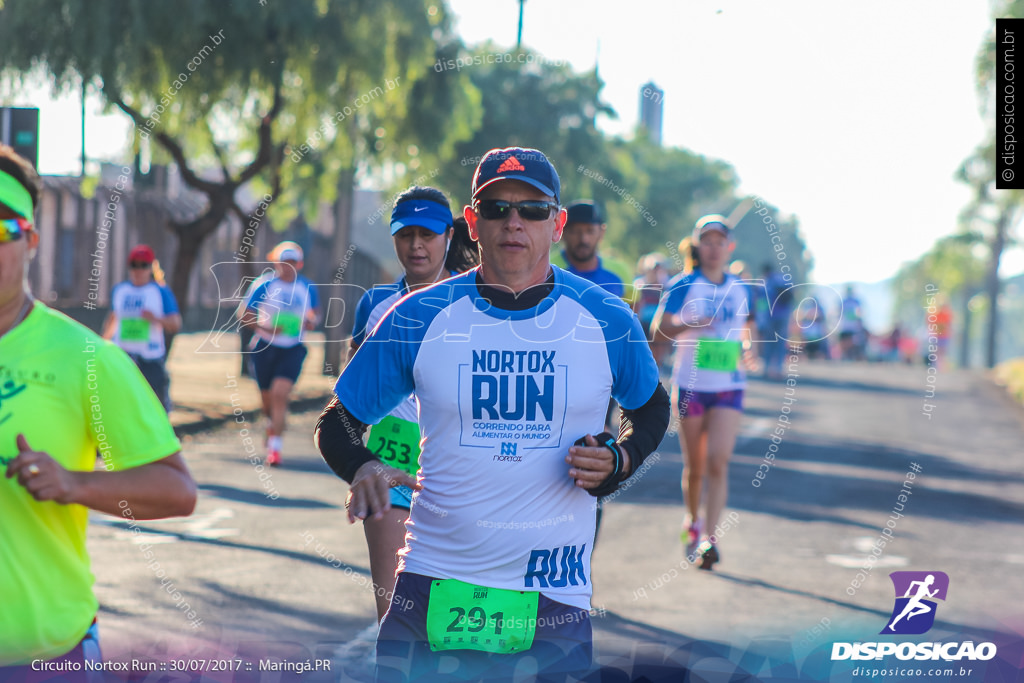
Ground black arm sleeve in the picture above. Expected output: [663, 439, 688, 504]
[313, 395, 378, 484]
[588, 382, 671, 497]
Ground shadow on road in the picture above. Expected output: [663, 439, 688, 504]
[593, 610, 759, 682]
[199, 483, 338, 509]
[733, 434, 1024, 525]
[750, 373, 922, 398]
[621, 430, 1024, 526]
[192, 579, 374, 641]
[101, 519, 373, 578]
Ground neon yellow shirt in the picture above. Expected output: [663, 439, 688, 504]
[0, 304, 181, 665]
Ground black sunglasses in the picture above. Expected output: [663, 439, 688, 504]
[474, 199, 560, 222]
[129, 261, 152, 269]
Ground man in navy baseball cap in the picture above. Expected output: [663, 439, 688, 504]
[554, 200, 633, 301]
[471, 147, 560, 204]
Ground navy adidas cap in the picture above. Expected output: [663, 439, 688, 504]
[471, 147, 560, 203]
[565, 200, 604, 225]
[390, 199, 454, 235]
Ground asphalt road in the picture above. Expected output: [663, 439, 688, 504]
[84, 358, 1024, 682]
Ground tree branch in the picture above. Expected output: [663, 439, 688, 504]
[206, 120, 234, 184]
[236, 81, 285, 187]
[114, 95, 222, 196]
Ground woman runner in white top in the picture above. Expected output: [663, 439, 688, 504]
[651, 215, 756, 570]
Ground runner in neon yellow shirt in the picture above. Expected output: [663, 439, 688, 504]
[0, 146, 196, 671]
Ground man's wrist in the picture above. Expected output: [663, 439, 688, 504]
[594, 432, 627, 483]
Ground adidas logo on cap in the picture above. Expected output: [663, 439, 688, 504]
[471, 146, 561, 202]
[496, 156, 526, 174]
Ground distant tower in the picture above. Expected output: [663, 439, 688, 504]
[639, 81, 664, 145]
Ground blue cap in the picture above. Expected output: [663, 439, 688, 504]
[390, 199, 454, 235]
[471, 147, 560, 203]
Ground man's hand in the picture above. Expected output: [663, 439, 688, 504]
[346, 460, 418, 523]
[566, 435, 631, 491]
[6, 434, 80, 504]
[139, 310, 163, 326]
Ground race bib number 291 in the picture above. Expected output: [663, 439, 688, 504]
[426, 579, 538, 654]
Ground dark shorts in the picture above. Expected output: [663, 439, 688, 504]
[248, 339, 307, 390]
[677, 389, 744, 418]
[129, 355, 170, 413]
[0, 620, 101, 683]
[376, 572, 593, 682]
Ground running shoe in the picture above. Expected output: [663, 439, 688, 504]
[682, 518, 702, 560]
[697, 540, 720, 571]
[266, 449, 282, 467]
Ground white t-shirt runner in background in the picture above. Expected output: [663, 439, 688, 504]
[657, 271, 752, 393]
[109, 281, 179, 360]
[245, 275, 319, 348]
[335, 266, 660, 611]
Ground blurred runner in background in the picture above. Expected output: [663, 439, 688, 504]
[239, 242, 320, 466]
[103, 244, 181, 412]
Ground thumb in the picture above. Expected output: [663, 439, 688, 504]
[387, 467, 418, 490]
[583, 433, 599, 448]
[16, 433, 32, 453]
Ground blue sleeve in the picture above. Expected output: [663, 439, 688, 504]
[655, 275, 691, 321]
[607, 312, 660, 410]
[245, 281, 270, 312]
[305, 278, 320, 310]
[333, 303, 419, 425]
[351, 291, 374, 349]
[603, 279, 624, 298]
[159, 285, 180, 315]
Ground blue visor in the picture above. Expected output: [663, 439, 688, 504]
[390, 199, 453, 235]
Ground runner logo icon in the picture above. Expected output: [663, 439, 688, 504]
[882, 570, 949, 635]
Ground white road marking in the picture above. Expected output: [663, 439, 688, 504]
[825, 536, 908, 568]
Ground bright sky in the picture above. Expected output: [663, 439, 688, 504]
[6, 0, 1000, 285]
[445, 0, 1000, 284]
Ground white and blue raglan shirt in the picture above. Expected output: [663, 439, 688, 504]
[334, 266, 659, 611]
[351, 277, 419, 424]
[245, 275, 319, 348]
[110, 281, 179, 360]
[657, 270, 751, 393]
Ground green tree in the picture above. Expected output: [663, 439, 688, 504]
[0, 0, 477, 322]
[891, 233, 987, 365]
[592, 138, 738, 266]
[957, 0, 1024, 366]
[432, 42, 614, 204]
